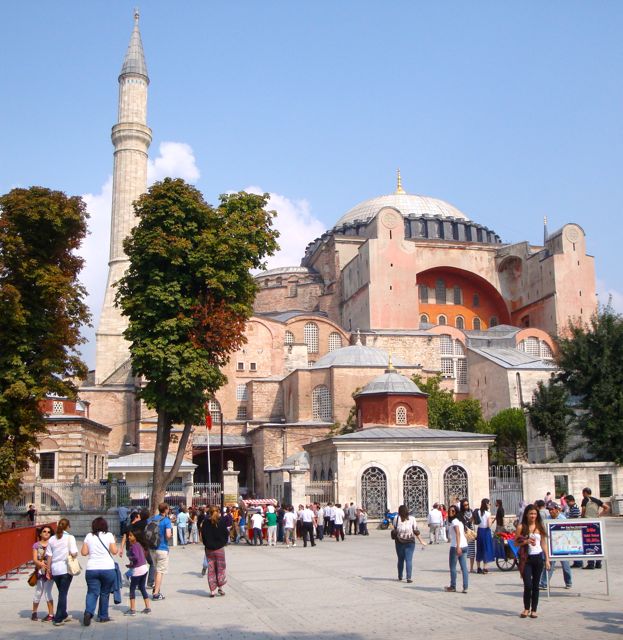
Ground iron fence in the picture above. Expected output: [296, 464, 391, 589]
[191, 483, 222, 507]
[305, 481, 335, 504]
[489, 465, 523, 516]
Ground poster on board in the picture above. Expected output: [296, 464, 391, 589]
[547, 519, 605, 560]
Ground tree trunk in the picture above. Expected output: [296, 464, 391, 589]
[162, 419, 194, 488]
[150, 409, 171, 514]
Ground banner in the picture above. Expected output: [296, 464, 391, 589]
[546, 519, 605, 560]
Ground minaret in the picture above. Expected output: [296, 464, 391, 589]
[95, 10, 151, 384]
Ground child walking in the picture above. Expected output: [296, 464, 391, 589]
[124, 531, 151, 616]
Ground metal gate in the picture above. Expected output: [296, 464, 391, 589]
[489, 465, 523, 516]
[403, 466, 429, 517]
[305, 481, 334, 504]
[361, 466, 387, 518]
[443, 464, 469, 506]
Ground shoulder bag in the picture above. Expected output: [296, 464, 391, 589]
[66, 535, 81, 576]
[464, 526, 477, 542]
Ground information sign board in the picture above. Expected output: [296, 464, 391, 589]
[546, 519, 605, 561]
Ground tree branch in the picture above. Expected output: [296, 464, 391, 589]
[163, 419, 194, 487]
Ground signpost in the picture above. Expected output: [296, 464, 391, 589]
[546, 519, 609, 596]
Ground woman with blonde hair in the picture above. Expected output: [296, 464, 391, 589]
[201, 506, 229, 597]
[45, 518, 78, 626]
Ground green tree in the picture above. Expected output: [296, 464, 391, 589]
[0, 187, 90, 506]
[329, 387, 362, 435]
[116, 178, 279, 510]
[411, 374, 487, 432]
[488, 407, 527, 465]
[556, 306, 623, 462]
[525, 378, 575, 462]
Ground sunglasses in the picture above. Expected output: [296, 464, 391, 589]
[41, 530, 52, 534]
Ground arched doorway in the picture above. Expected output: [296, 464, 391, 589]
[361, 467, 387, 518]
[403, 466, 429, 517]
[443, 465, 468, 506]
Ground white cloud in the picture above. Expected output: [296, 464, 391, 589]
[148, 141, 200, 184]
[244, 186, 326, 270]
[596, 278, 623, 313]
[78, 141, 201, 368]
[79, 176, 113, 369]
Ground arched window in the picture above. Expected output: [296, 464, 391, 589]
[438, 315, 447, 325]
[435, 279, 446, 304]
[455, 316, 465, 330]
[284, 330, 294, 345]
[395, 406, 407, 425]
[539, 341, 553, 360]
[275, 277, 282, 287]
[312, 469, 318, 481]
[312, 385, 332, 421]
[518, 337, 540, 357]
[207, 399, 221, 425]
[453, 286, 462, 305]
[473, 317, 481, 330]
[304, 322, 319, 353]
[440, 336, 468, 388]
[419, 284, 429, 303]
[328, 468, 334, 481]
[490, 316, 499, 327]
[403, 466, 429, 517]
[328, 332, 342, 352]
[420, 314, 429, 324]
[320, 469, 326, 481]
[473, 293, 480, 307]
[361, 467, 387, 518]
[443, 465, 468, 506]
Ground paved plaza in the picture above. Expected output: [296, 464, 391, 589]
[2, 520, 621, 639]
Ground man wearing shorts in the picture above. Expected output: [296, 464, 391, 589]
[148, 503, 172, 600]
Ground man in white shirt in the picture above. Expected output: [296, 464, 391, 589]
[250, 510, 264, 546]
[283, 506, 297, 547]
[427, 503, 443, 544]
[301, 505, 316, 547]
[333, 503, 345, 541]
[316, 504, 325, 540]
[327, 503, 336, 537]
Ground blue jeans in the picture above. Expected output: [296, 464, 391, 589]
[85, 569, 116, 620]
[395, 541, 415, 580]
[52, 573, 73, 623]
[540, 560, 572, 588]
[449, 546, 469, 590]
[253, 527, 262, 545]
[178, 525, 187, 545]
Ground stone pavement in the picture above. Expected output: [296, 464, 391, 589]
[2, 519, 621, 639]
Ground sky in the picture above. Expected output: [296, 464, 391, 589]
[1, 1, 622, 368]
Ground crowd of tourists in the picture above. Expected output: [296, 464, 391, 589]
[27, 486, 607, 625]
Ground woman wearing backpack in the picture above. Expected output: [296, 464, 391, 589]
[81, 517, 118, 625]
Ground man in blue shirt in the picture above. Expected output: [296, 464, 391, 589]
[540, 503, 572, 590]
[176, 506, 189, 546]
[148, 503, 172, 600]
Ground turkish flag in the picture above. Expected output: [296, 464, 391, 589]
[205, 410, 212, 431]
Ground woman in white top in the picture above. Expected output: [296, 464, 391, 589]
[444, 505, 469, 593]
[474, 498, 495, 573]
[80, 517, 118, 626]
[45, 518, 78, 626]
[393, 505, 426, 583]
[514, 504, 550, 619]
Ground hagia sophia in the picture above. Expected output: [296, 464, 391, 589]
[28, 14, 598, 518]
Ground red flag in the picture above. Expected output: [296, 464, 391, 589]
[205, 406, 212, 431]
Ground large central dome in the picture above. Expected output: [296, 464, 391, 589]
[335, 193, 470, 228]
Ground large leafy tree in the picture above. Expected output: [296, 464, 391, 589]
[0, 187, 90, 506]
[488, 407, 527, 465]
[525, 378, 575, 462]
[116, 178, 279, 510]
[411, 374, 487, 432]
[556, 306, 623, 463]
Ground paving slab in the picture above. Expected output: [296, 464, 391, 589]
[1, 520, 621, 639]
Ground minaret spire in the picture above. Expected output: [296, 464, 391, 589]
[543, 215, 549, 244]
[395, 168, 406, 195]
[95, 11, 152, 384]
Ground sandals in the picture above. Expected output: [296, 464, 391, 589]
[520, 611, 529, 618]
[530, 612, 538, 619]
[209, 593, 216, 598]
[217, 588, 225, 596]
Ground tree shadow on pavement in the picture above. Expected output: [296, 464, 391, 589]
[579, 611, 623, 635]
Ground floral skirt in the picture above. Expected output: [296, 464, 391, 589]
[205, 548, 227, 592]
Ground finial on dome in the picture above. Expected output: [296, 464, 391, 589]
[395, 168, 406, 195]
[543, 215, 549, 244]
[355, 329, 362, 346]
[134, 7, 140, 23]
[387, 352, 394, 371]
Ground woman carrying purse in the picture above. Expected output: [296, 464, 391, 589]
[393, 505, 426, 583]
[45, 518, 78, 626]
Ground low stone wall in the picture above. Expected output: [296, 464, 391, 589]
[521, 462, 622, 507]
[3, 510, 122, 537]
